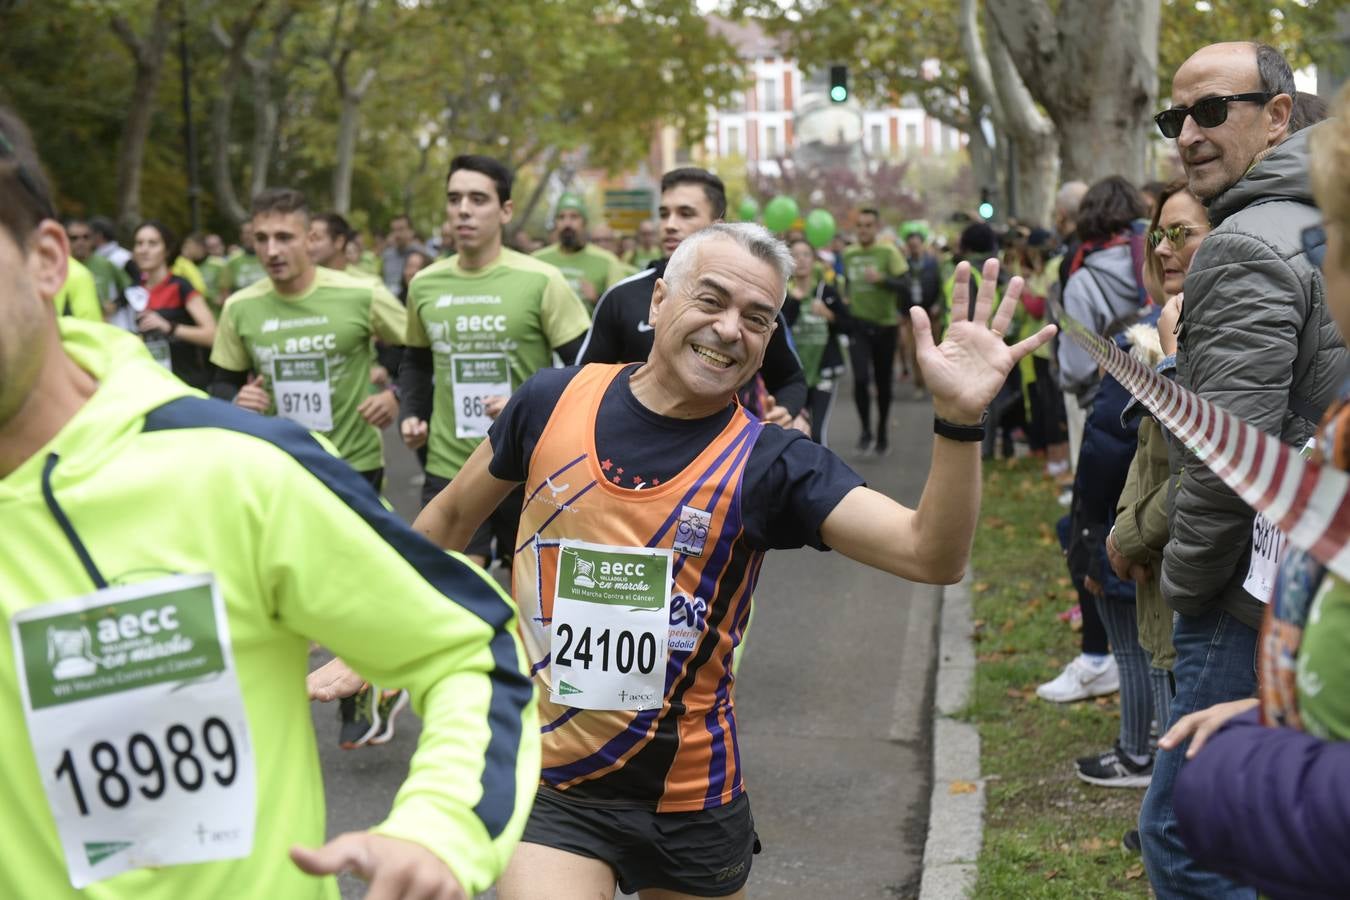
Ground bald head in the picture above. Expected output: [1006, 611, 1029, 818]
[1054, 181, 1088, 237]
[1169, 41, 1295, 201]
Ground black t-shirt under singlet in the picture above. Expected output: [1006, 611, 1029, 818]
[487, 365, 864, 551]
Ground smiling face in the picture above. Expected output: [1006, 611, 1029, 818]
[1171, 44, 1291, 201]
[646, 237, 783, 412]
[1154, 191, 1211, 295]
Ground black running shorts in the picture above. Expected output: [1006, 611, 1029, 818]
[521, 786, 761, 897]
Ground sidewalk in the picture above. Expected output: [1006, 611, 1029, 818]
[918, 574, 982, 899]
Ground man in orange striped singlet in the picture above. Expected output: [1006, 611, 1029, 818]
[313, 223, 1055, 899]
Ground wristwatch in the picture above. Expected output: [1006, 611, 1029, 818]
[933, 412, 987, 442]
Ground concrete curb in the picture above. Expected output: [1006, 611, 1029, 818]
[919, 574, 984, 900]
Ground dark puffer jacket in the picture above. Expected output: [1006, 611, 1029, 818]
[1163, 122, 1348, 629]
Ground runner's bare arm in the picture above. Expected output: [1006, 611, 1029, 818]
[412, 439, 519, 551]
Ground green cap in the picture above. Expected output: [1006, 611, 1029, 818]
[556, 193, 588, 220]
[900, 220, 930, 241]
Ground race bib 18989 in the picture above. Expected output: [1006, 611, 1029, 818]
[11, 574, 256, 888]
[549, 541, 672, 711]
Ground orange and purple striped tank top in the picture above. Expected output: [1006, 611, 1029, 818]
[511, 364, 766, 812]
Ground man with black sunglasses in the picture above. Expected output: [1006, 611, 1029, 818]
[1139, 41, 1347, 900]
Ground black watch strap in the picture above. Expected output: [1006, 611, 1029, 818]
[934, 413, 987, 442]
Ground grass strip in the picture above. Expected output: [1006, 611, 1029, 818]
[968, 458, 1150, 898]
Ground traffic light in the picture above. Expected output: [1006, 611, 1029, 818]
[978, 187, 995, 220]
[829, 65, 848, 103]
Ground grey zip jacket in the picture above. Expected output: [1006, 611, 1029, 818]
[1163, 121, 1347, 629]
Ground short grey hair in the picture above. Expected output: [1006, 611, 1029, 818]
[1253, 42, 1296, 99]
[663, 223, 793, 300]
[1055, 181, 1088, 218]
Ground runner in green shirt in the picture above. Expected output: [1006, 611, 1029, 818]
[211, 189, 405, 487]
[532, 194, 631, 313]
[399, 155, 591, 567]
[52, 256, 104, 322]
[221, 223, 266, 297]
[0, 102, 536, 900]
[842, 208, 908, 455]
[67, 218, 130, 318]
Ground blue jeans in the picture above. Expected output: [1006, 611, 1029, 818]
[1139, 608, 1258, 898]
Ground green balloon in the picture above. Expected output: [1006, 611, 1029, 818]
[737, 196, 760, 222]
[804, 209, 837, 248]
[763, 195, 800, 233]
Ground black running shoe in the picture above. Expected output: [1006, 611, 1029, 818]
[338, 686, 381, 750]
[856, 432, 874, 453]
[1075, 744, 1153, 788]
[1123, 829, 1141, 853]
[367, 688, 411, 746]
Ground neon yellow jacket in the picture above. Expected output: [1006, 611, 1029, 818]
[53, 257, 104, 322]
[0, 320, 538, 897]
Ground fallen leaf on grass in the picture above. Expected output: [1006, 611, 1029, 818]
[1125, 865, 1145, 880]
[1043, 869, 1060, 881]
[973, 582, 990, 593]
[948, 780, 978, 794]
[1079, 837, 1107, 852]
[1005, 688, 1027, 700]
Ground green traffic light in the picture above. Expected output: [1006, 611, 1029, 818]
[830, 85, 848, 103]
[978, 201, 995, 219]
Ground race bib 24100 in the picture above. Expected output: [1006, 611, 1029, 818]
[549, 541, 672, 711]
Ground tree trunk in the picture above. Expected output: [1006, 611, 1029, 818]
[110, 2, 174, 234]
[984, 17, 1058, 225]
[986, 0, 1160, 185]
[960, 0, 1058, 226]
[245, 8, 294, 202]
[964, 113, 1000, 204]
[331, 68, 374, 214]
[507, 150, 560, 239]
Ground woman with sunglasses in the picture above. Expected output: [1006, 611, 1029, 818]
[1090, 181, 1211, 807]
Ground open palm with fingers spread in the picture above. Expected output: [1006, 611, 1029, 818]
[911, 258, 1057, 424]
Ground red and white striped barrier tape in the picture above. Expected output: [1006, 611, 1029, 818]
[1051, 303, 1350, 582]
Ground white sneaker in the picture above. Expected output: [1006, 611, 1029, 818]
[1035, 654, 1120, 703]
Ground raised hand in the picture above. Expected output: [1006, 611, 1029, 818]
[910, 258, 1056, 424]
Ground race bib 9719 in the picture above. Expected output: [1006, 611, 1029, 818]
[273, 354, 334, 432]
[11, 574, 256, 888]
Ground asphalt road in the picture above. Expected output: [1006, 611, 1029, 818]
[313, 375, 940, 899]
